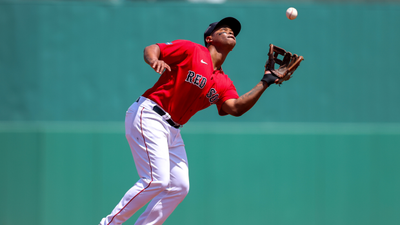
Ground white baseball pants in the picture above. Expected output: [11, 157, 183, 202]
[100, 97, 189, 225]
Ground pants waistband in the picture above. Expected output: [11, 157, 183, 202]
[135, 97, 181, 129]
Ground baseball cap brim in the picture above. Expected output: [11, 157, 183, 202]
[204, 17, 241, 46]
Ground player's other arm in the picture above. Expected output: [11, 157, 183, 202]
[144, 44, 171, 74]
[222, 72, 276, 117]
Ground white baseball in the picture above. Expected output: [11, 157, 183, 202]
[286, 7, 298, 20]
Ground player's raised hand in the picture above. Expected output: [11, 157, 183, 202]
[144, 44, 172, 75]
[151, 60, 171, 75]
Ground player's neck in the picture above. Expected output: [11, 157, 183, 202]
[208, 45, 230, 70]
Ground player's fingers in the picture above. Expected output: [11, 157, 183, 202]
[151, 60, 160, 72]
[153, 62, 159, 73]
[155, 61, 169, 74]
[165, 64, 171, 72]
[157, 62, 164, 74]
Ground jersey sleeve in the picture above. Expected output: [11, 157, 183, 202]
[157, 40, 194, 66]
[216, 82, 239, 116]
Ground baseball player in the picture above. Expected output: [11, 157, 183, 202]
[99, 17, 303, 225]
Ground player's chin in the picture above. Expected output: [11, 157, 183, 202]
[227, 40, 236, 50]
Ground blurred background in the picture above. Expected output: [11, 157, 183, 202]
[1, 0, 400, 224]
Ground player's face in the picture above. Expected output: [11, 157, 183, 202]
[210, 25, 236, 50]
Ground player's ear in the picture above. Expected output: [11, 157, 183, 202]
[205, 35, 213, 46]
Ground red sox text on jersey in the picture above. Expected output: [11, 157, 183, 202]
[142, 40, 239, 125]
[184, 70, 219, 104]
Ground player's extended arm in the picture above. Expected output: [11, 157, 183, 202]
[223, 44, 304, 117]
[143, 44, 171, 74]
[221, 72, 277, 117]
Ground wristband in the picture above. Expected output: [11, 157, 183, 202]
[261, 72, 278, 86]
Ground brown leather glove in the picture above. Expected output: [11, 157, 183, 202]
[264, 44, 304, 85]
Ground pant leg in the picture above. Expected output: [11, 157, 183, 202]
[100, 102, 171, 225]
[134, 131, 190, 225]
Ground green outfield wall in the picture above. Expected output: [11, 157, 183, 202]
[1, 1, 400, 123]
[1, 1, 400, 225]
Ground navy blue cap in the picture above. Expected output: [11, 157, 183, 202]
[203, 17, 241, 46]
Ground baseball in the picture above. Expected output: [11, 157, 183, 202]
[286, 7, 298, 20]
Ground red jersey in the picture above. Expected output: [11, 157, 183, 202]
[142, 40, 239, 125]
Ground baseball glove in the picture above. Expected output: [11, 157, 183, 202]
[264, 44, 304, 85]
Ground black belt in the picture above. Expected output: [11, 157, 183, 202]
[152, 105, 181, 129]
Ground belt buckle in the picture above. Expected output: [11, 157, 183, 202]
[154, 105, 181, 129]
[162, 112, 171, 121]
